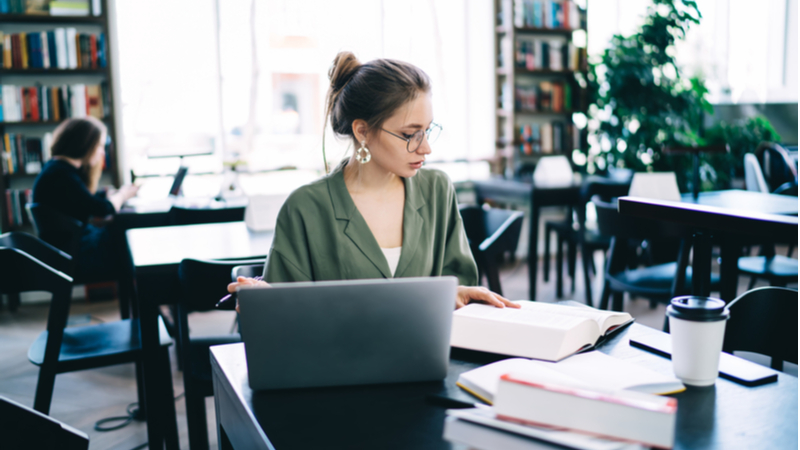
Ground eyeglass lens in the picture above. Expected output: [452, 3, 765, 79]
[408, 125, 441, 152]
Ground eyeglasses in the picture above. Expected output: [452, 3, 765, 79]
[381, 123, 442, 153]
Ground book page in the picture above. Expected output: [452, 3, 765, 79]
[456, 303, 590, 330]
[514, 301, 632, 334]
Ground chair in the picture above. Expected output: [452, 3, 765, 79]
[168, 205, 245, 226]
[744, 153, 769, 193]
[26, 203, 131, 319]
[177, 257, 264, 450]
[459, 206, 524, 296]
[0, 236, 172, 416]
[754, 142, 798, 195]
[0, 395, 89, 450]
[723, 286, 798, 371]
[593, 196, 720, 323]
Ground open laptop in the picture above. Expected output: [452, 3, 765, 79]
[237, 276, 457, 391]
[123, 166, 188, 212]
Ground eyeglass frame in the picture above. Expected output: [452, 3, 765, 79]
[380, 123, 442, 153]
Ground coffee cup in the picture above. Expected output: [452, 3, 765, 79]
[666, 296, 730, 387]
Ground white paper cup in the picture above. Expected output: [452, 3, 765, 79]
[667, 296, 729, 387]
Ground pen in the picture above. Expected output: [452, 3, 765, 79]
[216, 276, 263, 310]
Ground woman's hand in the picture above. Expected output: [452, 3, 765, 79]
[455, 286, 521, 310]
[227, 276, 270, 313]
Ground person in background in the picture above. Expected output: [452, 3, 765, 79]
[32, 117, 139, 288]
[229, 52, 518, 311]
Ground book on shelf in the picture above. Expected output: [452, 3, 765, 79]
[456, 351, 684, 405]
[445, 407, 645, 450]
[514, 0, 582, 30]
[515, 38, 586, 72]
[1, 82, 108, 122]
[4, 188, 33, 227]
[49, 0, 90, 16]
[450, 301, 633, 362]
[515, 80, 573, 113]
[1, 28, 106, 70]
[493, 371, 677, 449]
[1, 131, 51, 175]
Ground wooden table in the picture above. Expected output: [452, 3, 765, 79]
[126, 222, 272, 449]
[211, 322, 797, 450]
[619, 192, 798, 301]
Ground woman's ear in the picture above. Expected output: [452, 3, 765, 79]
[351, 119, 369, 144]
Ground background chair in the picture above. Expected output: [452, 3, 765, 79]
[744, 153, 770, 193]
[177, 257, 264, 450]
[723, 286, 798, 371]
[459, 206, 524, 296]
[0, 237, 172, 417]
[593, 196, 720, 325]
[754, 142, 798, 195]
[168, 205, 245, 226]
[0, 395, 89, 450]
[26, 203, 131, 319]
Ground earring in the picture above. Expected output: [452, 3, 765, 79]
[356, 141, 371, 164]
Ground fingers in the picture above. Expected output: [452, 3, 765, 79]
[460, 286, 520, 309]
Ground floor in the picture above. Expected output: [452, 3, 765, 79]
[0, 251, 795, 450]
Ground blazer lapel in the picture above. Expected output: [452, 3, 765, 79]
[328, 167, 392, 278]
[393, 175, 426, 278]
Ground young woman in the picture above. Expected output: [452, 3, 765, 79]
[229, 52, 517, 310]
[32, 117, 139, 282]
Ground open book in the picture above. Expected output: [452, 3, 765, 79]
[451, 301, 633, 361]
[456, 351, 685, 404]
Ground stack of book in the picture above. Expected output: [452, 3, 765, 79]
[513, 0, 582, 29]
[515, 38, 586, 72]
[1, 29, 107, 70]
[1, 82, 109, 122]
[515, 80, 572, 113]
[2, 132, 52, 175]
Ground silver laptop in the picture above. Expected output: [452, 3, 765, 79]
[237, 276, 457, 391]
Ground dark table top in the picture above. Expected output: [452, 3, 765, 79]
[211, 323, 797, 450]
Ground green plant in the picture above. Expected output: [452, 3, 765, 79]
[702, 116, 782, 183]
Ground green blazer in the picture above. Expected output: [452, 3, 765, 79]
[263, 163, 478, 286]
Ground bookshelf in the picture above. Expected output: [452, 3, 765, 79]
[494, 0, 588, 176]
[0, 0, 119, 232]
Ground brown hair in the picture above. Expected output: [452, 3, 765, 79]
[51, 117, 107, 193]
[325, 52, 431, 144]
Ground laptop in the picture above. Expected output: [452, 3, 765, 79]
[123, 166, 189, 212]
[237, 276, 457, 391]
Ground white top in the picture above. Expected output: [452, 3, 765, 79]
[381, 246, 402, 277]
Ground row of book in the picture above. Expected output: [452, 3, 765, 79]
[5, 188, 32, 228]
[513, 0, 582, 30]
[1, 29, 107, 70]
[515, 80, 573, 113]
[0, 0, 101, 16]
[515, 38, 586, 72]
[517, 121, 580, 155]
[1, 82, 109, 122]
[2, 132, 52, 175]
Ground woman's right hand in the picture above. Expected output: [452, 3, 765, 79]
[227, 276, 270, 313]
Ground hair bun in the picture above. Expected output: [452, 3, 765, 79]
[328, 51, 361, 92]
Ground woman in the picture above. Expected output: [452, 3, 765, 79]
[32, 117, 139, 282]
[229, 52, 517, 310]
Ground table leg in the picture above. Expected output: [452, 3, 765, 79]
[139, 295, 165, 449]
[528, 202, 540, 300]
[719, 238, 739, 302]
[691, 231, 713, 297]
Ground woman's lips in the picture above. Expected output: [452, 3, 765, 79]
[410, 161, 424, 169]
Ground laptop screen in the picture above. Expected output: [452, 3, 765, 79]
[168, 166, 188, 197]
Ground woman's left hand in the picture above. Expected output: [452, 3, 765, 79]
[455, 286, 521, 310]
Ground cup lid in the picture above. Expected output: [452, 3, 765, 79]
[666, 296, 729, 322]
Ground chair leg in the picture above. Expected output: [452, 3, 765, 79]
[486, 262, 503, 297]
[612, 292, 624, 312]
[159, 347, 180, 450]
[567, 237, 577, 293]
[556, 235, 564, 298]
[185, 384, 210, 450]
[33, 365, 58, 415]
[581, 246, 594, 306]
[599, 281, 611, 310]
[133, 360, 147, 421]
[663, 314, 670, 333]
[747, 276, 757, 290]
[543, 226, 551, 282]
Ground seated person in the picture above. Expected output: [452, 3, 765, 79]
[229, 52, 517, 310]
[32, 117, 139, 284]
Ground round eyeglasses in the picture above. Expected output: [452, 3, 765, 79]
[381, 123, 442, 153]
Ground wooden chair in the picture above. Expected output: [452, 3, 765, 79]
[459, 206, 524, 296]
[177, 257, 264, 450]
[168, 205, 245, 226]
[0, 238, 173, 417]
[26, 203, 131, 318]
[0, 395, 89, 450]
[723, 286, 798, 371]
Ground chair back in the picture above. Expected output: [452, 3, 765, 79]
[232, 263, 264, 281]
[0, 232, 73, 274]
[0, 395, 89, 450]
[755, 142, 798, 193]
[168, 205, 245, 226]
[744, 153, 770, 193]
[723, 286, 798, 371]
[459, 205, 524, 294]
[26, 203, 84, 257]
[592, 196, 688, 241]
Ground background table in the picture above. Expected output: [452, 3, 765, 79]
[126, 221, 272, 449]
[211, 322, 797, 450]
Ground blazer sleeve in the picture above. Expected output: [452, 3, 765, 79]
[262, 194, 314, 283]
[440, 177, 479, 287]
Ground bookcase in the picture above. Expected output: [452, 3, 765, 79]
[493, 0, 588, 177]
[0, 0, 118, 232]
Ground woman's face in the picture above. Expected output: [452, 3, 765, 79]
[367, 92, 434, 179]
[87, 134, 106, 168]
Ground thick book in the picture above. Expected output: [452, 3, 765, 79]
[457, 351, 684, 404]
[494, 373, 677, 449]
[446, 407, 644, 450]
[451, 301, 633, 362]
